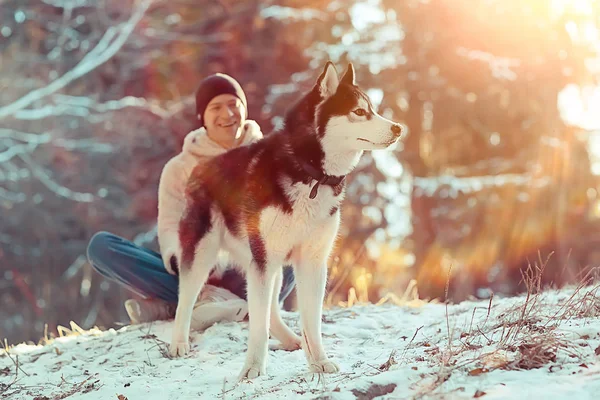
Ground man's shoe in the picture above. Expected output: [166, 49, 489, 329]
[190, 284, 248, 331]
[124, 298, 176, 324]
[125, 285, 248, 329]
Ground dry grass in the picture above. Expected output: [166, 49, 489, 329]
[319, 252, 599, 399]
[4, 252, 600, 399]
[333, 278, 436, 310]
[0, 321, 141, 399]
[411, 253, 600, 399]
[473, 254, 598, 357]
[504, 333, 572, 370]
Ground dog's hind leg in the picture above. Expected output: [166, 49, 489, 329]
[268, 267, 301, 351]
[169, 230, 219, 357]
[238, 264, 276, 380]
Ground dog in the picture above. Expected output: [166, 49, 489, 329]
[159, 119, 263, 278]
[169, 62, 403, 380]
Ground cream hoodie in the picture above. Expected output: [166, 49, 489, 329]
[157, 120, 263, 274]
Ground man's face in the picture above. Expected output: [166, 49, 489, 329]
[201, 94, 246, 144]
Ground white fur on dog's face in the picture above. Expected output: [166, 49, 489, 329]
[316, 64, 403, 175]
[321, 98, 401, 152]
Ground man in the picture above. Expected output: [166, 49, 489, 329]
[87, 73, 295, 329]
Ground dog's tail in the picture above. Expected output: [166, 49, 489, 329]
[178, 193, 213, 270]
[169, 254, 179, 276]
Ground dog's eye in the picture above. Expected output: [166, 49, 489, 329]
[353, 109, 367, 116]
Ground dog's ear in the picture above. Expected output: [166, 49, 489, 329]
[316, 61, 339, 98]
[340, 63, 355, 86]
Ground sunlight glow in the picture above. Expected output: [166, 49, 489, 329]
[551, 0, 597, 16]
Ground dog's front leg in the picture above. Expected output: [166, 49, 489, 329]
[295, 261, 339, 373]
[238, 265, 275, 380]
[295, 218, 340, 374]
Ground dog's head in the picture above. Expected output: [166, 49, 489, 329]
[314, 62, 403, 152]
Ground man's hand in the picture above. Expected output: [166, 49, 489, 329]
[242, 120, 263, 142]
[165, 253, 179, 276]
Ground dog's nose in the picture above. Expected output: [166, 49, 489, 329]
[391, 124, 402, 136]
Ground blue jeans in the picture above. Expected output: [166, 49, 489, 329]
[86, 231, 295, 304]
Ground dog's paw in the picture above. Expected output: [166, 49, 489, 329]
[237, 362, 266, 381]
[169, 340, 190, 358]
[269, 335, 302, 352]
[309, 358, 340, 374]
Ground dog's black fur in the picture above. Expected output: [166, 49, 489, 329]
[178, 62, 364, 271]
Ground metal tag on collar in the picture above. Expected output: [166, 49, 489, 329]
[309, 176, 327, 199]
[309, 181, 320, 199]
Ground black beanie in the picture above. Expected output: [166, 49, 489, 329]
[195, 73, 248, 126]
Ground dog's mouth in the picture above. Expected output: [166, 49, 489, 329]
[357, 137, 398, 146]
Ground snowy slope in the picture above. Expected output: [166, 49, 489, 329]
[1, 285, 599, 400]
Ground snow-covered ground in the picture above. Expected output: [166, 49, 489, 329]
[2, 285, 599, 400]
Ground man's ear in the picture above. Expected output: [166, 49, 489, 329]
[315, 61, 339, 98]
[340, 63, 355, 86]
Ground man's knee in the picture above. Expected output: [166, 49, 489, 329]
[87, 231, 114, 273]
[280, 265, 295, 302]
[282, 265, 295, 285]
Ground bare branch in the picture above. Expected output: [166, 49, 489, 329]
[0, 129, 114, 154]
[133, 224, 158, 246]
[53, 94, 175, 119]
[141, 28, 232, 44]
[0, 187, 27, 203]
[13, 94, 191, 121]
[0, 141, 40, 163]
[61, 255, 87, 281]
[40, 0, 96, 9]
[0, 129, 51, 142]
[0, 0, 153, 120]
[19, 153, 95, 202]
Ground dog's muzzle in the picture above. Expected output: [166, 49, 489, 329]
[391, 124, 402, 138]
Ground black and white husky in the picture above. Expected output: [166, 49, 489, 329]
[170, 62, 403, 379]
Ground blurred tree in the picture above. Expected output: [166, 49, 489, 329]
[374, 0, 600, 299]
[0, 0, 329, 343]
[1, 0, 599, 343]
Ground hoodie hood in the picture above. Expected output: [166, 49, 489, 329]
[182, 127, 226, 159]
[182, 120, 263, 159]
[157, 119, 264, 263]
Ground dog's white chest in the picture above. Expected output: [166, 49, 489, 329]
[260, 181, 341, 249]
[220, 180, 343, 269]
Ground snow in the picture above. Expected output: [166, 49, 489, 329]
[1, 286, 599, 399]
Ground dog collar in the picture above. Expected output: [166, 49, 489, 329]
[300, 161, 345, 199]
